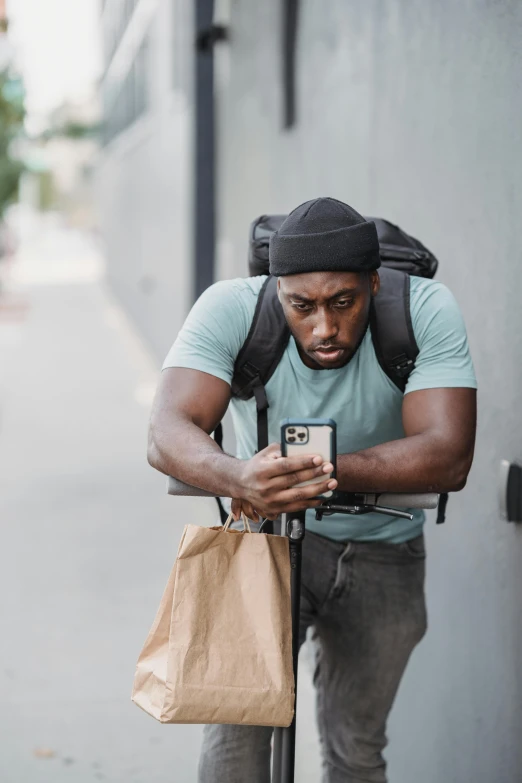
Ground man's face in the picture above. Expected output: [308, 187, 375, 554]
[277, 270, 380, 370]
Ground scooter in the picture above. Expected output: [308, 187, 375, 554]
[167, 476, 438, 783]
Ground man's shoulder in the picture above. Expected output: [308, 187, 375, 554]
[408, 276, 460, 336]
[410, 275, 449, 302]
[407, 274, 475, 379]
[409, 274, 450, 306]
[191, 275, 267, 351]
[208, 274, 267, 303]
[404, 276, 476, 391]
[162, 276, 268, 379]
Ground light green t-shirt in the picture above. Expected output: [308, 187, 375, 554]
[163, 275, 477, 543]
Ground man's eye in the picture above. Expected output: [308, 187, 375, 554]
[292, 302, 311, 311]
[335, 299, 354, 309]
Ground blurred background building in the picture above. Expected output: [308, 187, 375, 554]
[97, 0, 195, 358]
[1, 1, 521, 782]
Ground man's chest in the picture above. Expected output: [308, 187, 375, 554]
[230, 336, 405, 457]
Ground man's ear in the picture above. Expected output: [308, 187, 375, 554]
[370, 270, 380, 298]
[277, 277, 282, 302]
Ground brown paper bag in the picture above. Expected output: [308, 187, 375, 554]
[132, 514, 295, 727]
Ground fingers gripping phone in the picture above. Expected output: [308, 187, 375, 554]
[281, 418, 337, 499]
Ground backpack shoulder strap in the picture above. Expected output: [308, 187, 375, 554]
[370, 266, 419, 393]
[370, 268, 450, 523]
[231, 275, 290, 450]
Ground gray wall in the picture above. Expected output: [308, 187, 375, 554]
[97, 0, 194, 361]
[215, 1, 522, 781]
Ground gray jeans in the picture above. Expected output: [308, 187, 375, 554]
[198, 530, 427, 783]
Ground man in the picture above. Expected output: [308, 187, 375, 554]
[148, 197, 477, 782]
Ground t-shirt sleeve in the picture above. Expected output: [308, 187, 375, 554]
[405, 279, 477, 394]
[162, 279, 257, 384]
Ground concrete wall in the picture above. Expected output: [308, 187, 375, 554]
[215, 1, 522, 781]
[97, 0, 194, 361]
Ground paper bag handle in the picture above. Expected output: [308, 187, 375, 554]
[223, 512, 252, 533]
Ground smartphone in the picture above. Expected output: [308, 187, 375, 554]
[280, 418, 337, 498]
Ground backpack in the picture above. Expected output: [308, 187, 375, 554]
[215, 215, 447, 525]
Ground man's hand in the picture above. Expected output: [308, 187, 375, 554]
[232, 443, 337, 521]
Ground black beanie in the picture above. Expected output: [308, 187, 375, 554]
[269, 197, 380, 276]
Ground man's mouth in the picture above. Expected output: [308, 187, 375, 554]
[312, 346, 345, 363]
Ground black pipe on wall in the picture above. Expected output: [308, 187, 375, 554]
[194, 0, 216, 300]
[282, 0, 299, 129]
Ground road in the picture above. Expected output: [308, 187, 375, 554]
[0, 220, 321, 783]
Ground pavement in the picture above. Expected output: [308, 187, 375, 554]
[0, 219, 321, 783]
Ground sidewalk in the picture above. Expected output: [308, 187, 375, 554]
[0, 222, 216, 782]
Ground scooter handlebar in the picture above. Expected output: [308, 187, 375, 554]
[166, 477, 439, 509]
[167, 477, 216, 497]
[366, 492, 439, 510]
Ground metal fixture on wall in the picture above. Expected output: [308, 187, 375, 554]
[196, 22, 228, 51]
[499, 460, 522, 522]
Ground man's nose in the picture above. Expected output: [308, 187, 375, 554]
[312, 311, 338, 342]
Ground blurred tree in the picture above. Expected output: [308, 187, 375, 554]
[0, 69, 25, 217]
[38, 170, 55, 212]
[59, 120, 100, 139]
[40, 120, 101, 142]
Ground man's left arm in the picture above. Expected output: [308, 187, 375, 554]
[336, 386, 476, 494]
[337, 278, 477, 494]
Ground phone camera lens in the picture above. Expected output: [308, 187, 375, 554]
[287, 436, 296, 443]
[298, 433, 306, 439]
[287, 428, 296, 434]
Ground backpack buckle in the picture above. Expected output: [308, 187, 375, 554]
[234, 361, 266, 401]
[241, 361, 260, 382]
[391, 353, 414, 378]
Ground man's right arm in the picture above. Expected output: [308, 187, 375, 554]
[148, 367, 241, 497]
[147, 367, 337, 519]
